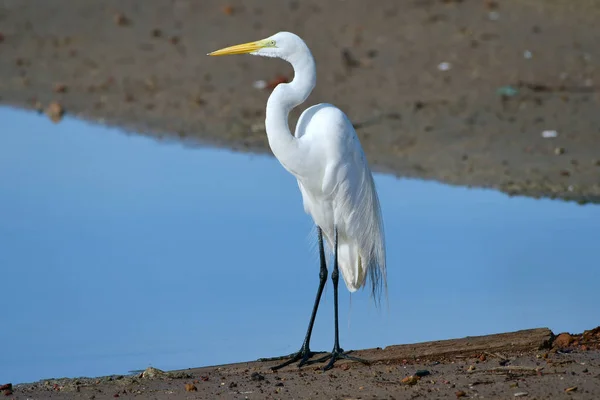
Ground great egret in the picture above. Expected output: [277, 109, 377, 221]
[208, 32, 386, 371]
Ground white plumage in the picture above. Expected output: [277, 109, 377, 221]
[209, 31, 387, 370]
[293, 104, 386, 298]
[255, 32, 387, 302]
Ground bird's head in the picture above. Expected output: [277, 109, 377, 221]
[208, 31, 307, 62]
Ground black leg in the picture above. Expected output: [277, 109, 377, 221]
[310, 227, 370, 371]
[259, 227, 328, 370]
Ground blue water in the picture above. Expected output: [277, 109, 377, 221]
[1, 107, 598, 384]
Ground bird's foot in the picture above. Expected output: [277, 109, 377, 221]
[259, 346, 325, 371]
[310, 346, 370, 371]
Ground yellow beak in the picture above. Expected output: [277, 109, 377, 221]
[207, 40, 265, 56]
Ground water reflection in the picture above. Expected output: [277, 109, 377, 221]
[1, 107, 598, 384]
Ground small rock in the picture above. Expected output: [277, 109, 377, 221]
[341, 49, 360, 68]
[554, 147, 565, 155]
[167, 371, 192, 379]
[169, 36, 180, 45]
[54, 83, 68, 93]
[251, 372, 264, 381]
[456, 390, 466, 398]
[185, 383, 197, 392]
[438, 62, 451, 71]
[541, 130, 558, 138]
[151, 29, 162, 38]
[514, 392, 529, 397]
[192, 95, 205, 106]
[401, 375, 420, 385]
[554, 333, 574, 348]
[485, 0, 498, 9]
[113, 13, 130, 26]
[223, 5, 235, 15]
[479, 354, 487, 362]
[415, 370, 430, 377]
[497, 86, 519, 97]
[467, 365, 476, 372]
[141, 367, 166, 379]
[45, 101, 65, 123]
[275, 382, 283, 387]
[253, 80, 267, 90]
[565, 386, 577, 393]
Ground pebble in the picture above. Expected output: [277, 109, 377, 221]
[401, 375, 420, 385]
[554, 333, 574, 348]
[251, 372, 264, 381]
[514, 392, 529, 397]
[54, 83, 68, 93]
[45, 101, 65, 123]
[113, 13, 129, 26]
[253, 80, 267, 90]
[541, 130, 558, 138]
[141, 367, 166, 379]
[438, 62, 452, 71]
[185, 383, 197, 392]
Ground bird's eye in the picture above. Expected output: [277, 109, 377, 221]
[270, 40, 276, 46]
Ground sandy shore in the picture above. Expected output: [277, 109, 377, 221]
[1, 0, 599, 203]
[5, 326, 600, 399]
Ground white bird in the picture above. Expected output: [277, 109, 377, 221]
[208, 31, 386, 371]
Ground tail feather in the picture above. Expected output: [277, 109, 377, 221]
[337, 239, 366, 292]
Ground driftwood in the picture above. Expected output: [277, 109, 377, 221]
[351, 328, 554, 364]
[173, 328, 555, 373]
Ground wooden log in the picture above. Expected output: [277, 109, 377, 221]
[352, 328, 554, 363]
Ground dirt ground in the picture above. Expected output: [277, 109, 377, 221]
[1, 0, 599, 203]
[4, 327, 600, 399]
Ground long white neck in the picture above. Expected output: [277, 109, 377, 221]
[265, 48, 316, 175]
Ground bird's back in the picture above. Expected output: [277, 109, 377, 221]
[294, 103, 387, 304]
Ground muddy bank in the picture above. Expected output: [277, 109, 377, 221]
[6, 326, 600, 399]
[1, 0, 599, 203]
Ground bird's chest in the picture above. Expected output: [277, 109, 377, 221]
[297, 179, 335, 229]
